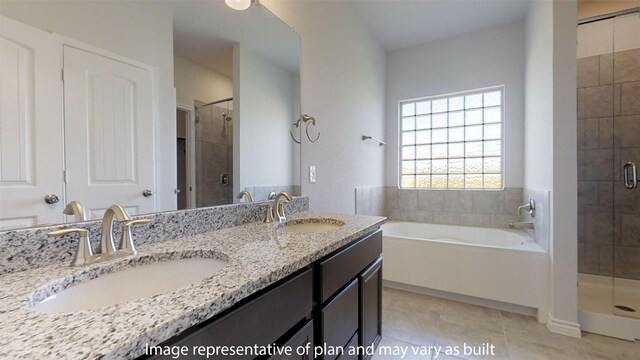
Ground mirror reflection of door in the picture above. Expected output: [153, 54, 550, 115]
[63, 45, 156, 220]
[194, 100, 234, 208]
[0, 16, 64, 229]
[176, 109, 188, 210]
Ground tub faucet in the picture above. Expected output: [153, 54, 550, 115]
[273, 191, 293, 223]
[236, 190, 254, 203]
[517, 198, 536, 218]
[510, 221, 534, 230]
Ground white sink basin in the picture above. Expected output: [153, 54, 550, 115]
[32, 258, 227, 313]
[281, 219, 344, 233]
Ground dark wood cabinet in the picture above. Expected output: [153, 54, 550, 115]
[320, 279, 359, 360]
[319, 230, 382, 302]
[140, 228, 383, 360]
[316, 230, 382, 360]
[359, 258, 382, 359]
[143, 269, 312, 360]
[269, 320, 314, 360]
[337, 333, 359, 360]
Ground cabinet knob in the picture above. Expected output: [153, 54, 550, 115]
[44, 194, 60, 204]
[142, 189, 154, 197]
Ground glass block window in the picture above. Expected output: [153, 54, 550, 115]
[399, 86, 504, 189]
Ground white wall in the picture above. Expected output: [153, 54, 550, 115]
[261, 0, 386, 214]
[234, 44, 298, 193]
[174, 55, 232, 107]
[385, 21, 526, 188]
[0, 1, 176, 211]
[525, 0, 579, 333]
[551, 0, 579, 331]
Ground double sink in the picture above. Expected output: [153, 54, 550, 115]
[30, 217, 344, 313]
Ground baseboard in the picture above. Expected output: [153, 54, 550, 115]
[384, 280, 538, 318]
[547, 313, 582, 338]
[579, 310, 640, 341]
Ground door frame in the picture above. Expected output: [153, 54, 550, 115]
[177, 104, 196, 209]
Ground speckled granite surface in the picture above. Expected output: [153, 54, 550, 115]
[0, 212, 385, 359]
[0, 197, 308, 274]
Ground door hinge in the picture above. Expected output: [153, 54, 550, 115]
[63, 170, 67, 183]
[61, 68, 64, 81]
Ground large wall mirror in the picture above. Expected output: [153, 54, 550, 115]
[0, 0, 301, 230]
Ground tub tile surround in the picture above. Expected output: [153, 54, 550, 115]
[0, 211, 385, 359]
[355, 186, 385, 216]
[578, 47, 640, 280]
[383, 187, 524, 229]
[0, 197, 309, 274]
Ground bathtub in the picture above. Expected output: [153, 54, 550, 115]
[382, 221, 549, 320]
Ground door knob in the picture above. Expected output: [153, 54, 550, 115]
[44, 194, 60, 204]
[142, 189, 154, 197]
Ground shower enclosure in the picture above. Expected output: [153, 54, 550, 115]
[577, 9, 640, 332]
[194, 98, 234, 207]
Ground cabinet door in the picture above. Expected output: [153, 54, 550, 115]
[63, 45, 156, 219]
[0, 16, 64, 229]
[359, 257, 382, 359]
[337, 333, 359, 360]
[321, 279, 359, 360]
[269, 320, 313, 360]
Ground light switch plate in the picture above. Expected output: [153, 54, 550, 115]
[309, 165, 317, 183]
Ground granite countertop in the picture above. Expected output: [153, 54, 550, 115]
[0, 212, 385, 359]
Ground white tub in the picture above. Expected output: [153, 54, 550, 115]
[382, 221, 549, 320]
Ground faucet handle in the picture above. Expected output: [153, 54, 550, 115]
[119, 218, 150, 256]
[48, 228, 93, 266]
[259, 203, 274, 223]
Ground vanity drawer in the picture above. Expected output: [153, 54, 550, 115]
[321, 278, 359, 360]
[337, 333, 359, 360]
[148, 268, 312, 359]
[319, 229, 382, 303]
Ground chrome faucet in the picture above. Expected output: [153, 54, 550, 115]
[510, 221, 534, 229]
[48, 204, 149, 266]
[273, 191, 293, 223]
[236, 190, 254, 202]
[48, 228, 96, 266]
[517, 198, 536, 218]
[63, 201, 87, 222]
[101, 205, 131, 255]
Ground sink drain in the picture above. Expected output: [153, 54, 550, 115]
[614, 305, 636, 312]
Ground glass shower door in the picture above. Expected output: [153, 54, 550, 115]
[611, 12, 640, 319]
[577, 16, 616, 316]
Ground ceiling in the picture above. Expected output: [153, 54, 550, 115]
[158, 1, 299, 78]
[350, 0, 531, 51]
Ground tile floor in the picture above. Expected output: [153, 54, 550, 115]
[373, 287, 640, 360]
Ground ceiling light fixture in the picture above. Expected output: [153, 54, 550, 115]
[225, 0, 253, 11]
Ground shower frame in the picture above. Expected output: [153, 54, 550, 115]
[576, 7, 640, 339]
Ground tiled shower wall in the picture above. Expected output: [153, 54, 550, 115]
[577, 48, 640, 280]
[195, 103, 233, 207]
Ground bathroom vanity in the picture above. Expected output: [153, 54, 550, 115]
[0, 207, 385, 360]
[143, 229, 382, 360]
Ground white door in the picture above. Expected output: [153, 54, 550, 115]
[0, 16, 64, 230]
[63, 46, 156, 219]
